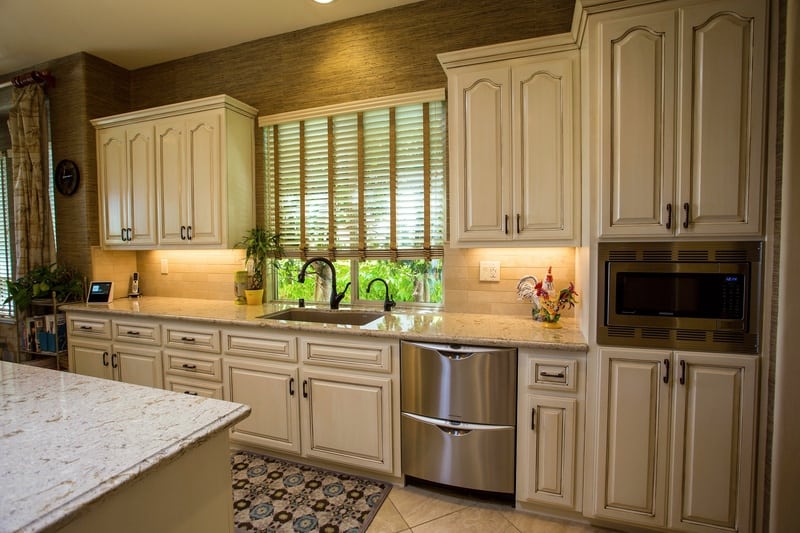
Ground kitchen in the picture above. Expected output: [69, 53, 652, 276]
[0, 0, 797, 532]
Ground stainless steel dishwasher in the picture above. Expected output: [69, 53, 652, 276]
[400, 340, 517, 494]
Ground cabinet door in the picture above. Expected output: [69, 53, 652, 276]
[301, 369, 393, 474]
[513, 53, 578, 243]
[594, 347, 671, 528]
[97, 127, 127, 247]
[668, 352, 757, 532]
[595, 10, 677, 237]
[70, 340, 113, 380]
[224, 358, 300, 454]
[156, 118, 188, 244]
[520, 394, 576, 508]
[125, 123, 158, 246]
[114, 345, 163, 388]
[449, 65, 512, 244]
[675, 0, 766, 237]
[184, 111, 222, 244]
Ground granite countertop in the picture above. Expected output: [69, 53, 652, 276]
[61, 296, 588, 352]
[0, 361, 250, 533]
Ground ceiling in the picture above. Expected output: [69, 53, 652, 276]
[0, 0, 423, 76]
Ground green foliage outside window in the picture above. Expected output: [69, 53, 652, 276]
[275, 258, 442, 307]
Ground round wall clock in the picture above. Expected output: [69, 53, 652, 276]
[54, 159, 80, 196]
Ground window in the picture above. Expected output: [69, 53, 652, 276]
[261, 90, 446, 307]
[0, 153, 13, 318]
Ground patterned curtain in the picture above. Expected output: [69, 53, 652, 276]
[7, 84, 55, 277]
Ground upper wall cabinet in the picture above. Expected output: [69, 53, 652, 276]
[92, 95, 257, 249]
[96, 122, 158, 248]
[588, 0, 767, 239]
[439, 38, 581, 247]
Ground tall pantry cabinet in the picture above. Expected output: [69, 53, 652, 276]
[92, 95, 257, 249]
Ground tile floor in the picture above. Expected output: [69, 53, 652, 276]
[368, 482, 617, 533]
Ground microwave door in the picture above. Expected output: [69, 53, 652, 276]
[605, 263, 749, 331]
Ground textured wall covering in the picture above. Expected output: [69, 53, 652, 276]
[129, 0, 575, 216]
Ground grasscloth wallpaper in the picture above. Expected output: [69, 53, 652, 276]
[0, 0, 576, 349]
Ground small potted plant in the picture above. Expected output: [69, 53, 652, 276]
[4, 263, 84, 310]
[236, 227, 283, 305]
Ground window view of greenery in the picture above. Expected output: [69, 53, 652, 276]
[274, 258, 442, 307]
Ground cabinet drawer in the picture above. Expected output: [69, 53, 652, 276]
[163, 351, 222, 382]
[165, 376, 223, 399]
[223, 328, 297, 362]
[301, 335, 394, 373]
[164, 324, 220, 353]
[527, 357, 577, 392]
[113, 321, 161, 345]
[68, 315, 112, 340]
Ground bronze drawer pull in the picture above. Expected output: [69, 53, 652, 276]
[539, 371, 565, 379]
[181, 363, 197, 370]
[180, 336, 196, 343]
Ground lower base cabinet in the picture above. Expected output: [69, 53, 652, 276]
[224, 357, 301, 454]
[517, 351, 583, 510]
[223, 330, 399, 477]
[301, 368, 393, 473]
[592, 347, 757, 532]
[70, 340, 163, 388]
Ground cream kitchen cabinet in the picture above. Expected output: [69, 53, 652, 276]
[439, 41, 580, 246]
[224, 356, 300, 453]
[592, 347, 757, 532]
[68, 316, 163, 388]
[96, 122, 158, 247]
[92, 95, 257, 249]
[223, 327, 399, 476]
[517, 351, 583, 511]
[589, 0, 767, 238]
[300, 367, 394, 474]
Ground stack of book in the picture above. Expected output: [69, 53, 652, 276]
[24, 313, 67, 353]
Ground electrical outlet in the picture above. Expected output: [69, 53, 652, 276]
[479, 261, 500, 282]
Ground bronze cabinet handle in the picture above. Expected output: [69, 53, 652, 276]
[666, 203, 673, 230]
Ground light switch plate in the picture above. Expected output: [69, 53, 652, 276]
[160, 258, 168, 274]
[479, 261, 500, 282]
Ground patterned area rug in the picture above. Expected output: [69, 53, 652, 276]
[231, 450, 391, 532]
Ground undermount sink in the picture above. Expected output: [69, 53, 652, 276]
[259, 308, 384, 326]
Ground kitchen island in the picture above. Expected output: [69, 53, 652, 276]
[0, 361, 250, 533]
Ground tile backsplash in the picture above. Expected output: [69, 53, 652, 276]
[90, 245, 576, 317]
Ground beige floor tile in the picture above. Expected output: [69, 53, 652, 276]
[388, 484, 470, 527]
[367, 498, 410, 533]
[412, 505, 519, 533]
[500, 509, 614, 533]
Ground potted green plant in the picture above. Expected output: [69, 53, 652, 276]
[236, 227, 283, 304]
[4, 263, 85, 310]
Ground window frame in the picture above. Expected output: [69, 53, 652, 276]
[259, 89, 447, 309]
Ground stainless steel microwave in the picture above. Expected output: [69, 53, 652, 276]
[597, 241, 763, 354]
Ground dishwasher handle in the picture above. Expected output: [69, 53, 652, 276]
[406, 341, 510, 360]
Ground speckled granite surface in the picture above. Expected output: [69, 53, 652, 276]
[0, 361, 250, 533]
[61, 297, 588, 352]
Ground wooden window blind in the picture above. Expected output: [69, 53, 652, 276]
[261, 90, 446, 260]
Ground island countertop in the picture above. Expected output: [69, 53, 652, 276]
[61, 296, 588, 352]
[0, 361, 250, 533]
